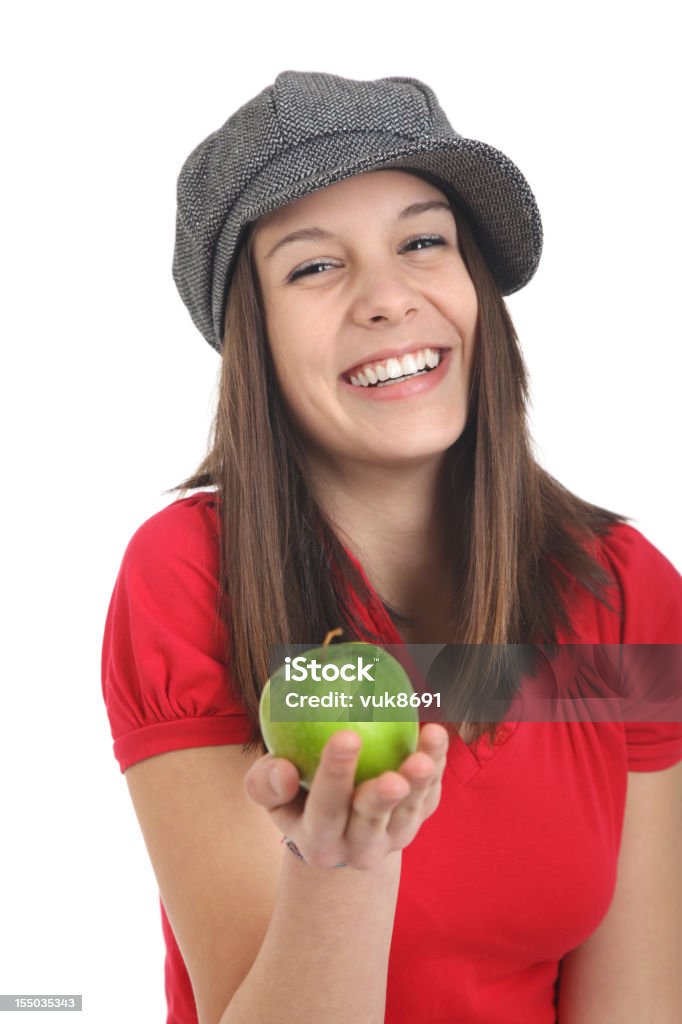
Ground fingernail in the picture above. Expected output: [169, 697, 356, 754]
[333, 738, 361, 759]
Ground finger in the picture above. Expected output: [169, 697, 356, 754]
[244, 754, 302, 812]
[393, 724, 449, 807]
[386, 753, 441, 842]
[303, 730, 362, 847]
[411, 725, 450, 786]
[417, 723, 450, 766]
[344, 771, 411, 862]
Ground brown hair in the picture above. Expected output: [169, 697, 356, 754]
[167, 190, 628, 750]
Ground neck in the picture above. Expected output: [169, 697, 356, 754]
[307, 452, 456, 622]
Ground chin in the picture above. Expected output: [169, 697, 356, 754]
[369, 442, 459, 467]
[390, 423, 468, 456]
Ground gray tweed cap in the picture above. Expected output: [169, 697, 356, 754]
[173, 70, 543, 353]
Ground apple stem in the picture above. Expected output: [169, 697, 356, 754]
[322, 628, 344, 647]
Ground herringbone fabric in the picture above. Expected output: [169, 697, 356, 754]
[173, 70, 543, 352]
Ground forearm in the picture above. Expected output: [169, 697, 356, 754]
[221, 849, 402, 1024]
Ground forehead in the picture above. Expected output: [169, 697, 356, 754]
[253, 170, 450, 236]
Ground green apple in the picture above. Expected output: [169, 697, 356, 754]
[259, 630, 419, 789]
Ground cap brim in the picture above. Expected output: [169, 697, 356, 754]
[209, 132, 542, 351]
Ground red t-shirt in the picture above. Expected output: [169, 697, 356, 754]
[101, 490, 682, 1024]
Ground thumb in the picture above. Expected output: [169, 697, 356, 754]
[244, 755, 301, 810]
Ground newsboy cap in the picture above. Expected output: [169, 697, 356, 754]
[173, 70, 543, 352]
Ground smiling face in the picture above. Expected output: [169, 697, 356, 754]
[251, 170, 479, 476]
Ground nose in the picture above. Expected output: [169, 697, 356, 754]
[349, 261, 420, 327]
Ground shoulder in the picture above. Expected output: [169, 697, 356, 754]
[596, 521, 680, 588]
[594, 522, 682, 642]
[105, 488, 225, 668]
[562, 522, 681, 644]
[107, 490, 224, 634]
[123, 489, 221, 571]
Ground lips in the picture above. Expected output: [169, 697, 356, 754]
[340, 346, 452, 401]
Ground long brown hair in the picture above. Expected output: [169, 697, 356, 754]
[167, 184, 628, 750]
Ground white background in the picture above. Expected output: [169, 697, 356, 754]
[1, 1, 680, 1020]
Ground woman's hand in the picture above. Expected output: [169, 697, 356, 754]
[244, 723, 449, 870]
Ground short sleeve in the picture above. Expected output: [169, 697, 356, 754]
[101, 493, 251, 773]
[600, 524, 682, 772]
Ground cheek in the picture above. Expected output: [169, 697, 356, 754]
[262, 303, 299, 373]
[448, 269, 479, 325]
[264, 324, 327, 431]
[262, 329, 300, 410]
[436, 275, 478, 381]
[258, 281, 325, 406]
[266, 302, 334, 388]
[424, 258, 478, 322]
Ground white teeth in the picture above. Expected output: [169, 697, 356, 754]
[348, 347, 443, 387]
[400, 353, 419, 376]
[375, 370, 429, 388]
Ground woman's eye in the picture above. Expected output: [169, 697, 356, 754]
[286, 236, 446, 282]
[402, 234, 446, 252]
[287, 261, 338, 282]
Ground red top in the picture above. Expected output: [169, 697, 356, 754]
[101, 490, 682, 1024]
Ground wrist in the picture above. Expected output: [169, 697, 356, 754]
[281, 836, 403, 878]
[281, 835, 347, 867]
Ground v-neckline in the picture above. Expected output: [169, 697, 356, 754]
[445, 719, 519, 784]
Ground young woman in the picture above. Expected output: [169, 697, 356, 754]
[102, 71, 682, 1023]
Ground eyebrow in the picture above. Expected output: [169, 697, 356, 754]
[263, 200, 452, 261]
